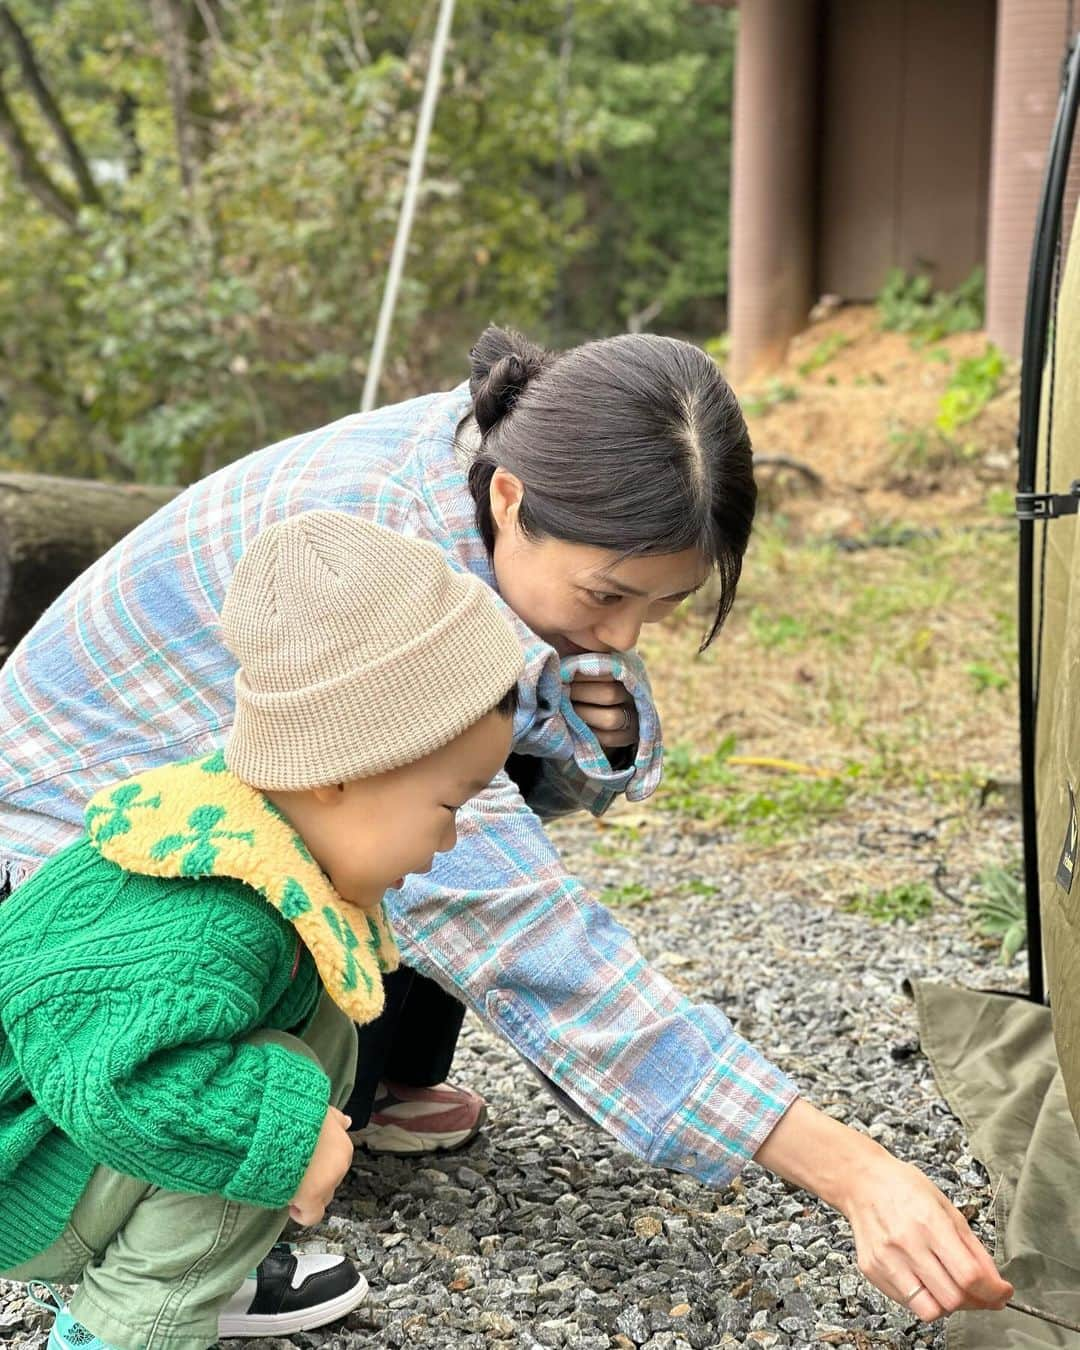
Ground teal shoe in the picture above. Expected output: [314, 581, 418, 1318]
[27, 1283, 122, 1350]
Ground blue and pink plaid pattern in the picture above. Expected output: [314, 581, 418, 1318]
[0, 384, 796, 1183]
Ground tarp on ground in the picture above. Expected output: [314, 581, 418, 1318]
[913, 981, 1080, 1349]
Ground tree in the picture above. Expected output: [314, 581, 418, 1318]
[0, 1, 735, 485]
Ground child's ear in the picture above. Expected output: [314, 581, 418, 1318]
[309, 783, 344, 805]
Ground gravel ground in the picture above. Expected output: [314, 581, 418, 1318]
[1, 791, 1023, 1350]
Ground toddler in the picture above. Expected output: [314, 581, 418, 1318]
[0, 511, 524, 1350]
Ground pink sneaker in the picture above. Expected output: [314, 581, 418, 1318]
[350, 1079, 487, 1154]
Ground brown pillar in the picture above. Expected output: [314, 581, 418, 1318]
[728, 0, 820, 383]
[986, 0, 1080, 356]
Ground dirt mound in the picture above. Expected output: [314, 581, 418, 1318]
[739, 304, 1019, 538]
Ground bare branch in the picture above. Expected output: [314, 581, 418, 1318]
[0, 71, 78, 226]
[343, 0, 371, 64]
[0, 3, 102, 206]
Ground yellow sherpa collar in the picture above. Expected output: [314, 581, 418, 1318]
[85, 750, 399, 1023]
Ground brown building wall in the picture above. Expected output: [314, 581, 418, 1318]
[728, 0, 820, 383]
[730, 0, 1080, 374]
[986, 0, 1080, 356]
[818, 0, 995, 298]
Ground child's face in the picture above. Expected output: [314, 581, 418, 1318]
[268, 709, 514, 908]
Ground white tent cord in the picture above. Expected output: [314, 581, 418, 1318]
[361, 0, 456, 412]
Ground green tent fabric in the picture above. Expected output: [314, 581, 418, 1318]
[905, 113, 1080, 1350]
[912, 981, 1080, 1349]
[1034, 173, 1080, 1130]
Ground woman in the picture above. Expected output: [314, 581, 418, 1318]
[0, 327, 1010, 1324]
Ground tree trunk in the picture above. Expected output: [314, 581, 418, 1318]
[0, 473, 181, 660]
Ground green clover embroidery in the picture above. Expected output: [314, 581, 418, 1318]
[86, 783, 162, 842]
[322, 906, 372, 995]
[150, 804, 255, 875]
[200, 749, 228, 774]
[280, 877, 312, 919]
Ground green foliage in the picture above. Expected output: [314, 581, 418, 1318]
[967, 662, 1009, 694]
[876, 266, 985, 343]
[935, 345, 1005, 435]
[742, 379, 800, 419]
[679, 879, 719, 898]
[749, 609, 808, 649]
[844, 881, 936, 924]
[598, 880, 653, 908]
[797, 333, 850, 376]
[986, 486, 1015, 517]
[657, 739, 859, 844]
[970, 862, 1027, 965]
[0, 0, 737, 482]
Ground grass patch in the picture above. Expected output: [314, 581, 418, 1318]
[844, 881, 936, 924]
[598, 881, 654, 908]
[640, 519, 1018, 809]
[936, 345, 1005, 435]
[797, 333, 851, 375]
[656, 739, 859, 844]
[743, 378, 800, 419]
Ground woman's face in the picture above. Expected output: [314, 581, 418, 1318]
[488, 469, 711, 656]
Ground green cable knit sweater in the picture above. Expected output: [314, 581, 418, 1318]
[0, 751, 399, 1270]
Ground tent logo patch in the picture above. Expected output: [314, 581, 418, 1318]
[1057, 783, 1078, 893]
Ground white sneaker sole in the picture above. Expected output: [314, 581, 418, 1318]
[351, 1121, 478, 1154]
[217, 1272, 368, 1337]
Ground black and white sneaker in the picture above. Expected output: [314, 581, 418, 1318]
[217, 1243, 368, 1337]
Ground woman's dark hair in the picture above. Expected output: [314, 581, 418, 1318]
[466, 326, 756, 650]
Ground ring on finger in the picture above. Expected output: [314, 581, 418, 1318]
[904, 1282, 925, 1305]
[619, 704, 633, 732]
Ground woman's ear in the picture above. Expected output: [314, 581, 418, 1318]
[489, 467, 525, 534]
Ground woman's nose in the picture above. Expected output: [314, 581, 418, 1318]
[595, 611, 644, 653]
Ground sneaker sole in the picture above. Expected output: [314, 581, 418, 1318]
[217, 1272, 368, 1337]
[352, 1104, 487, 1155]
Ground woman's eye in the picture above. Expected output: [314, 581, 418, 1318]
[587, 591, 622, 606]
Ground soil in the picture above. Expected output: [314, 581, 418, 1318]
[736, 304, 1018, 539]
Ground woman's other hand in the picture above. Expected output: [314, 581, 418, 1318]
[754, 1098, 1013, 1320]
[569, 674, 638, 749]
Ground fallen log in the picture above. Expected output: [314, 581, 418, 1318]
[0, 472, 181, 658]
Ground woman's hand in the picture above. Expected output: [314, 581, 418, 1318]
[839, 1150, 1012, 1320]
[289, 1105, 354, 1227]
[754, 1098, 1012, 1321]
[569, 673, 638, 749]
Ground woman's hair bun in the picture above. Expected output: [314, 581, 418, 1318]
[469, 326, 549, 434]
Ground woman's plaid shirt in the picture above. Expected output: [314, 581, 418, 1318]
[0, 384, 797, 1184]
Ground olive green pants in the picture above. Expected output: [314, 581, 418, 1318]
[1, 992, 357, 1350]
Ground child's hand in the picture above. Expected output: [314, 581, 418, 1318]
[289, 1105, 354, 1227]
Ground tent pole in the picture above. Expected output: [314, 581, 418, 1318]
[1016, 35, 1080, 1005]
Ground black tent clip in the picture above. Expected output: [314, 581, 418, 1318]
[1015, 481, 1080, 520]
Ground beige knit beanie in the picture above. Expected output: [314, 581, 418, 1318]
[221, 511, 525, 790]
